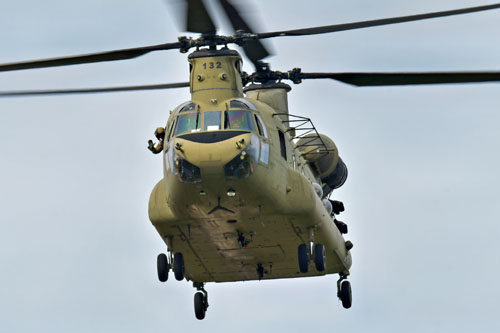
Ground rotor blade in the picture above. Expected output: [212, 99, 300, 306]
[218, 0, 270, 66]
[257, 3, 500, 39]
[0, 42, 182, 72]
[186, 0, 216, 34]
[300, 72, 500, 86]
[0, 82, 189, 97]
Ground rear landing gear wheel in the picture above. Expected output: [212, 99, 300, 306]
[173, 252, 185, 281]
[298, 244, 309, 273]
[339, 280, 352, 309]
[157, 253, 169, 282]
[314, 243, 326, 272]
[194, 292, 206, 320]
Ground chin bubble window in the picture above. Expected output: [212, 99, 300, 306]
[165, 142, 201, 183]
[224, 134, 260, 179]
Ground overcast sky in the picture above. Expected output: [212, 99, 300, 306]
[1, 1, 500, 332]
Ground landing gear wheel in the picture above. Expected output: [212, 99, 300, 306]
[173, 252, 185, 281]
[157, 253, 169, 282]
[193, 282, 209, 320]
[194, 292, 206, 320]
[314, 243, 326, 272]
[339, 280, 352, 309]
[298, 244, 309, 273]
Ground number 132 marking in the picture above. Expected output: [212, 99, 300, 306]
[202, 62, 222, 69]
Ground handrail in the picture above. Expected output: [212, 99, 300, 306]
[273, 113, 332, 157]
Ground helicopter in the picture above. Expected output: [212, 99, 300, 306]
[1, 0, 500, 322]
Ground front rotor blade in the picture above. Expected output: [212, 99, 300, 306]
[218, 0, 270, 65]
[0, 42, 181, 72]
[186, 0, 217, 34]
[301, 72, 500, 86]
[0, 82, 189, 97]
[257, 3, 500, 39]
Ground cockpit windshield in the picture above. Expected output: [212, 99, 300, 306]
[204, 111, 222, 131]
[224, 110, 256, 131]
[174, 109, 258, 137]
[173, 112, 200, 136]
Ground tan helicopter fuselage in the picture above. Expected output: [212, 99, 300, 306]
[148, 48, 351, 283]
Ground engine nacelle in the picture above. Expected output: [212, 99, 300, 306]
[296, 134, 348, 194]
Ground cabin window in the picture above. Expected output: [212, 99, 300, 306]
[278, 130, 287, 160]
[174, 112, 200, 136]
[254, 114, 268, 138]
[224, 110, 255, 131]
[203, 111, 222, 131]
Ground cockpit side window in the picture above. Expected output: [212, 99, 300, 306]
[224, 110, 256, 131]
[254, 114, 268, 138]
[174, 112, 200, 136]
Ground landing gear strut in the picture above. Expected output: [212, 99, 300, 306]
[193, 282, 209, 320]
[337, 273, 352, 309]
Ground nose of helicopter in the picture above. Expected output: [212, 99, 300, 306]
[166, 132, 261, 184]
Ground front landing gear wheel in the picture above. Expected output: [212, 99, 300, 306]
[339, 280, 352, 309]
[298, 244, 309, 273]
[157, 253, 169, 282]
[314, 243, 326, 272]
[173, 253, 185, 281]
[194, 292, 206, 320]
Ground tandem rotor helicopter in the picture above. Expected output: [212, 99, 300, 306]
[2, 0, 500, 321]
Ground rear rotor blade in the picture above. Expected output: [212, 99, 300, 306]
[186, 0, 217, 34]
[0, 82, 189, 97]
[218, 0, 270, 66]
[301, 72, 500, 86]
[257, 3, 500, 39]
[0, 42, 182, 72]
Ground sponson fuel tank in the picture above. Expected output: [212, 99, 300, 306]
[296, 134, 348, 196]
